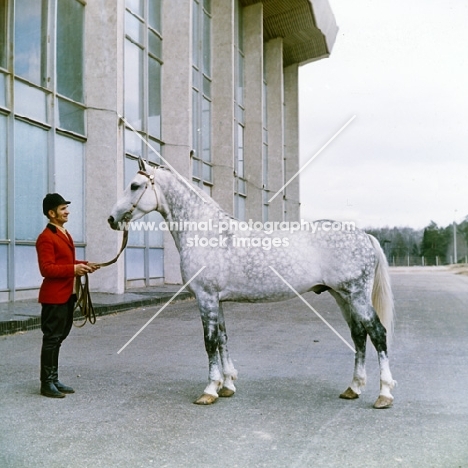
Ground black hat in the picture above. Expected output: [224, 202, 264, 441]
[43, 193, 71, 216]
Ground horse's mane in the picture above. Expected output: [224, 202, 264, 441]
[158, 166, 237, 222]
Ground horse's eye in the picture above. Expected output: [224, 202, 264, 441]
[130, 183, 139, 191]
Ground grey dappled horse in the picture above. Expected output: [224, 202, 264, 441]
[108, 159, 396, 409]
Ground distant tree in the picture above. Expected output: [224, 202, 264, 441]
[420, 221, 450, 264]
[365, 226, 423, 264]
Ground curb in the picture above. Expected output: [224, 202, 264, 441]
[0, 291, 193, 337]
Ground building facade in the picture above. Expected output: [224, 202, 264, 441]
[0, 0, 337, 302]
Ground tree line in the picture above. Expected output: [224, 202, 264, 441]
[365, 216, 468, 266]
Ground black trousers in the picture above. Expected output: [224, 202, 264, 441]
[41, 295, 76, 350]
[40, 295, 76, 374]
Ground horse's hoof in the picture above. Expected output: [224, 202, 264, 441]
[193, 393, 218, 405]
[218, 387, 235, 398]
[373, 395, 393, 409]
[339, 387, 359, 400]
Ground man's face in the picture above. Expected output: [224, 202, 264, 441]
[48, 204, 69, 226]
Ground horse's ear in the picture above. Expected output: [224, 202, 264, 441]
[138, 157, 146, 171]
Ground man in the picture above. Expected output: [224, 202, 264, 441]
[36, 193, 99, 398]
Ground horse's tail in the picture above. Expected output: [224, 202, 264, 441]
[368, 234, 394, 342]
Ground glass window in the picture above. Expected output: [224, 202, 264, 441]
[234, 1, 246, 220]
[236, 195, 245, 221]
[15, 245, 42, 288]
[147, 210, 164, 247]
[126, 10, 144, 44]
[124, 0, 163, 285]
[148, 248, 163, 277]
[147, 137, 161, 164]
[126, 247, 145, 279]
[192, 1, 199, 68]
[14, 0, 47, 86]
[0, 73, 6, 108]
[202, 10, 211, 77]
[0, 0, 6, 69]
[0, 114, 6, 239]
[202, 97, 211, 162]
[126, 0, 143, 17]
[75, 246, 85, 262]
[148, 57, 161, 139]
[56, 97, 85, 135]
[125, 157, 145, 246]
[237, 124, 244, 178]
[14, 79, 48, 123]
[14, 120, 47, 241]
[192, 0, 212, 190]
[55, 135, 84, 242]
[125, 128, 143, 157]
[0, 245, 7, 290]
[148, 30, 162, 58]
[57, 0, 84, 102]
[125, 40, 144, 130]
[148, 0, 161, 32]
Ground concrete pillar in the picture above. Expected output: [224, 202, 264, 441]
[243, 3, 263, 222]
[211, 0, 235, 215]
[283, 63, 300, 222]
[264, 37, 284, 222]
[85, 0, 125, 293]
[161, 0, 193, 284]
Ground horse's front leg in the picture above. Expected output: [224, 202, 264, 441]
[194, 293, 223, 405]
[217, 302, 238, 398]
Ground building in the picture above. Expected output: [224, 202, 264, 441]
[0, 0, 337, 302]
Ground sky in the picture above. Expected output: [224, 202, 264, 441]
[298, 0, 468, 230]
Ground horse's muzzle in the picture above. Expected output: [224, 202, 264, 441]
[108, 216, 118, 230]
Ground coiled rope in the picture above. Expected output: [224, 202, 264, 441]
[74, 231, 129, 327]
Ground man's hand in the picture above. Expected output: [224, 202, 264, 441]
[74, 263, 100, 276]
[87, 263, 101, 273]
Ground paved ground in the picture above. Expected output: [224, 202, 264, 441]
[1, 268, 468, 468]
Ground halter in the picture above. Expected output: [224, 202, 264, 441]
[126, 168, 159, 219]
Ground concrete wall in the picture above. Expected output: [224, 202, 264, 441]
[283, 64, 300, 221]
[243, 3, 263, 222]
[264, 37, 284, 222]
[211, 0, 236, 215]
[85, 0, 125, 293]
[160, 0, 193, 284]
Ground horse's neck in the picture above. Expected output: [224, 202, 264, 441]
[157, 170, 224, 244]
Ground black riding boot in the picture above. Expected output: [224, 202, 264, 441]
[53, 346, 75, 394]
[40, 348, 65, 398]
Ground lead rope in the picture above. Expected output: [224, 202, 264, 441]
[73, 230, 129, 327]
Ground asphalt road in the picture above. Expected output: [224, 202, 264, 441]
[1, 268, 468, 468]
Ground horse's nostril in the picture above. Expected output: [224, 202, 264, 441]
[108, 216, 114, 224]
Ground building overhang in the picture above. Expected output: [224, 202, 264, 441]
[240, 0, 338, 67]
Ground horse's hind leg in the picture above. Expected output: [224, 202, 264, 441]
[362, 311, 395, 409]
[331, 291, 367, 400]
[340, 319, 368, 400]
[194, 293, 223, 405]
[332, 291, 395, 408]
[217, 303, 238, 398]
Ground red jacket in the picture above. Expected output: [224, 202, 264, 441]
[36, 224, 87, 304]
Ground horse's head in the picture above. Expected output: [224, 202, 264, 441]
[108, 158, 160, 230]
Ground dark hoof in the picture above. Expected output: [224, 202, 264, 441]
[193, 393, 218, 405]
[373, 395, 393, 409]
[218, 387, 235, 398]
[339, 387, 359, 400]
